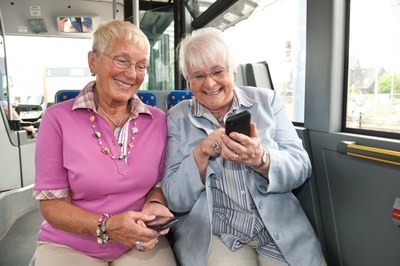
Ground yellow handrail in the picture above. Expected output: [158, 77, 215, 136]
[337, 141, 400, 166]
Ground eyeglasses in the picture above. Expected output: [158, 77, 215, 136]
[98, 52, 151, 75]
[189, 67, 230, 86]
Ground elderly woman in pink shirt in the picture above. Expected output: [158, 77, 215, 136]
[33, 20, 176, 266]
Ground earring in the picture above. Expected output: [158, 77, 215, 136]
[91, 72, 95, 76]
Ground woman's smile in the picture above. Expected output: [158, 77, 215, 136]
[203, 87, 223, 96]
[114, 78, 133, 90]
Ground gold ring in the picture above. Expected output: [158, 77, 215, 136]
[233, 153, 241, 161]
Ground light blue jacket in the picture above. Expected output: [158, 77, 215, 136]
[162, 86, 323, 266]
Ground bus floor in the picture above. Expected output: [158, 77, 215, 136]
[0, 208, 43, 266]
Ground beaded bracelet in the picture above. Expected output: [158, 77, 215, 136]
[96, 213, 111, 245]
[101, 213, 111, 244]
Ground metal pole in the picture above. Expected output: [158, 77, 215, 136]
[113, 0, 117, 19]
[132, 0, 139, 26]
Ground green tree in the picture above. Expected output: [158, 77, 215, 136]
[378, 72, 400, 94]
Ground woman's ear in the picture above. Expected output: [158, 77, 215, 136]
[88, 51, 97, 74]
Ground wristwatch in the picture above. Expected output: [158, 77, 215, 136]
[258, 149, 268, 167]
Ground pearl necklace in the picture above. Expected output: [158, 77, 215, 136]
[89, 111, 139, 160]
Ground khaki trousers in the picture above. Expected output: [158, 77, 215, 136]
[35, 235, 176, 266]
[208, 235, 327, 266]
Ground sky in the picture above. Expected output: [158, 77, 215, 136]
[349, 0, 400, 71]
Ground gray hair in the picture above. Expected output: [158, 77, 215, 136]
[178, 27, 235, 79]
[92, 20, 150, 55]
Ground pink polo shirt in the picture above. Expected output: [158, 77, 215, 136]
[33, 85, 167, 259]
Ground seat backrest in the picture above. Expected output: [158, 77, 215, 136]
[235, 64, 247, 86]
[245, 61, 274, 90]
[167, 90, 193, 109]
[54, 90, 80, 103]
[136, 91, 157, 107]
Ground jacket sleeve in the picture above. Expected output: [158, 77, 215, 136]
[161, 107, 210, 213]
[256, 89, 312, 193]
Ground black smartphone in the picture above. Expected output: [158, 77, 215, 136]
[145, 216, 181, 231]
[225, 110, 251, 136]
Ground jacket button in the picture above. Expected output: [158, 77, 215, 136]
[258, 201, 263, 209]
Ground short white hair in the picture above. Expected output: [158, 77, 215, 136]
[92, 20, 150, 55]
[178, 27, 235, 79]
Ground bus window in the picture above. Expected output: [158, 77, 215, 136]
[346, 0, 400, 136]
[5, 36, 92, 105]
[224, 0, 306, 123]
[140, 5, 175, 91]
[186, 0, 218, 19]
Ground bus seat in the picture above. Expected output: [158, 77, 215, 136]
[235, 64, 247, 86]
[137, 91, 157, 107]
[245, 61, 274, 90]
[28, 250, 36, 266]
[167, 90, 193, 109]
[54, 90, 80, 103]
[292, 127, 323, 240]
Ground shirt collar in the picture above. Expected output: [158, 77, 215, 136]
[191, 86, 256, 118]
[72, 81, 152, 117]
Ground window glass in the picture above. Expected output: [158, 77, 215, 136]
[0, 34, 6, 98]
[186, 0, 216, 19]
[5, 35, 159, 106]
[1, 14, 11, 120]
[5, 36, 92, 105]
[346, 0, 400, 134]
[142, 21, 175, 91]
[224, 0, 306, 123]
[139, 6, 175, 90]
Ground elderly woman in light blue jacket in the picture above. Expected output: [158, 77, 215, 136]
[162, 27, 325, 266]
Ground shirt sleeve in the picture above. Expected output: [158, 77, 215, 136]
[33, 188, 70, 200]
[33, 106, 70, 196]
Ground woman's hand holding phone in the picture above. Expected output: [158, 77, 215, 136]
[225, 111, 251, 137]
[144, 216, 182, 231]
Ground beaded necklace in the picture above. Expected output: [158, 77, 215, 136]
[95, 101, 127, 138]
[89, 111, 139, 160]
[96, 102, 125, 128]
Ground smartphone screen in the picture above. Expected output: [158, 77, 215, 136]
[145, 216, 181, 231]
[225, 110, 251, 136]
